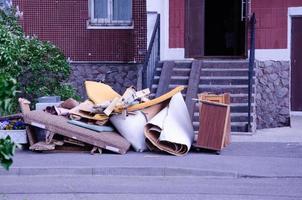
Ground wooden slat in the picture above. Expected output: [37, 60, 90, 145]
[185, 60, 202, 119]
[156, 61, 175, 97]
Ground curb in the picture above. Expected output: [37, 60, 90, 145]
[0, 167, 238, 178]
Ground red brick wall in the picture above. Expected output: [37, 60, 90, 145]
[13, 0, 147, 62]
[169, 0, 184, 48]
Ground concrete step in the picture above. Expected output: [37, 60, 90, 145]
[154, 75, 189, 79]
[200, 76, 254, 85]
[198, 84, 254, 94]
[194, 102, 254, 113]
[202, 60, 249, 69]
[193, 112, 253, 123]
[200, 69, 252, 76]
[174, 61, 192, 68]
[192, 121, 249, 132]
[155, 67, 191, 76]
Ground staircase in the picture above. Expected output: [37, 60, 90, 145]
[150, 60, 255, 134]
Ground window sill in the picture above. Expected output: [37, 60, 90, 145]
[87, 21, 134, 30]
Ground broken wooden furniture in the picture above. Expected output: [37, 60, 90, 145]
[194, 99, 231, 153]
[197, 93, 231, 147]
[19, 98, 131, 154]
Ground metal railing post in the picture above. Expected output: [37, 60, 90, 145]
[142, 14, 160, 89]
[248, 13, 256, 132]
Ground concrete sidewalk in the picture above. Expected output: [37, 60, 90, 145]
[1, 116, 301, 178]
[232, 115, 302, 143]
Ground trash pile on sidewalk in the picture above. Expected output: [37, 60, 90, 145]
[16, 81, 231, 156]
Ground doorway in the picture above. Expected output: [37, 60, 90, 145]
[291, 17, 302, 111]
[185, 0, 248, 58]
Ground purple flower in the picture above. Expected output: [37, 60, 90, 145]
[0, 120, 10, 130]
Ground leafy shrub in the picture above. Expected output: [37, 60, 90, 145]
[0, 7, 79, 113]
[0, 136, 17, 170]
[0, 74, 17, 116]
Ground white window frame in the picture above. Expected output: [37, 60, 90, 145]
[88, 0, 133, 28]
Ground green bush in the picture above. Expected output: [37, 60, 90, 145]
[0, 74, 17, 116]
[0, 7, 79, 113]
[0, 136, 17, 170]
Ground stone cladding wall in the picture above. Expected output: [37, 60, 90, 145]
[255, 60, 290, 129]
[69, 63, 142, 99]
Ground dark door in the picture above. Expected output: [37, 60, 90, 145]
[185, 0, 205, 58]
[185, 0, 248, 58]
[291, 17, 302, 111]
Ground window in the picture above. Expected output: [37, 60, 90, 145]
[89, 0, 132, 27]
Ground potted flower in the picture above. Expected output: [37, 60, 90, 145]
[0, 116, 27, 144]
[0, 75, 27, 144]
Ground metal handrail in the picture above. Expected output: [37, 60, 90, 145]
[247, 13, 256, 132]
[142, 14, 160, 89]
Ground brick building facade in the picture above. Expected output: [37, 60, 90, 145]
[14, 0, 147, 63]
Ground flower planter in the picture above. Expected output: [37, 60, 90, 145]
[0, 129, 27, 144]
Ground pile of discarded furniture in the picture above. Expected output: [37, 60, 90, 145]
[18, 81, 231, 156]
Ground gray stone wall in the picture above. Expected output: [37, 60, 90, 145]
[255, 60, 290, 129]
[68, 63, 142, 99]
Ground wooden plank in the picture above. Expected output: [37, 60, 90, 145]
[18, 98, 37, 146]
[156, 61, 175, 97]
[185, 61, 202, 119]
[22, 110, 131, 154]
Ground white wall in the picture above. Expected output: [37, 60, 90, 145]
[147, 0, 186, 60]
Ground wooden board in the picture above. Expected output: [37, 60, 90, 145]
[21, 109, 130, 154]
[186, 61, 202, 119]
[198, 93, 231, 147]
[156, 61, 175, 97]
[195, 101, 230, 151]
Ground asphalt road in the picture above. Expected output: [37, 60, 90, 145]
[1, 175, 302, 200]
[1, 141, 302, 200]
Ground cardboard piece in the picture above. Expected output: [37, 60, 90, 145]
[144, 93, 194, 156]
[115, 86, 185, 112]
[85, 81, 121, 104]
[60, 98, 79, 109]
[69, 100, 108, 123]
